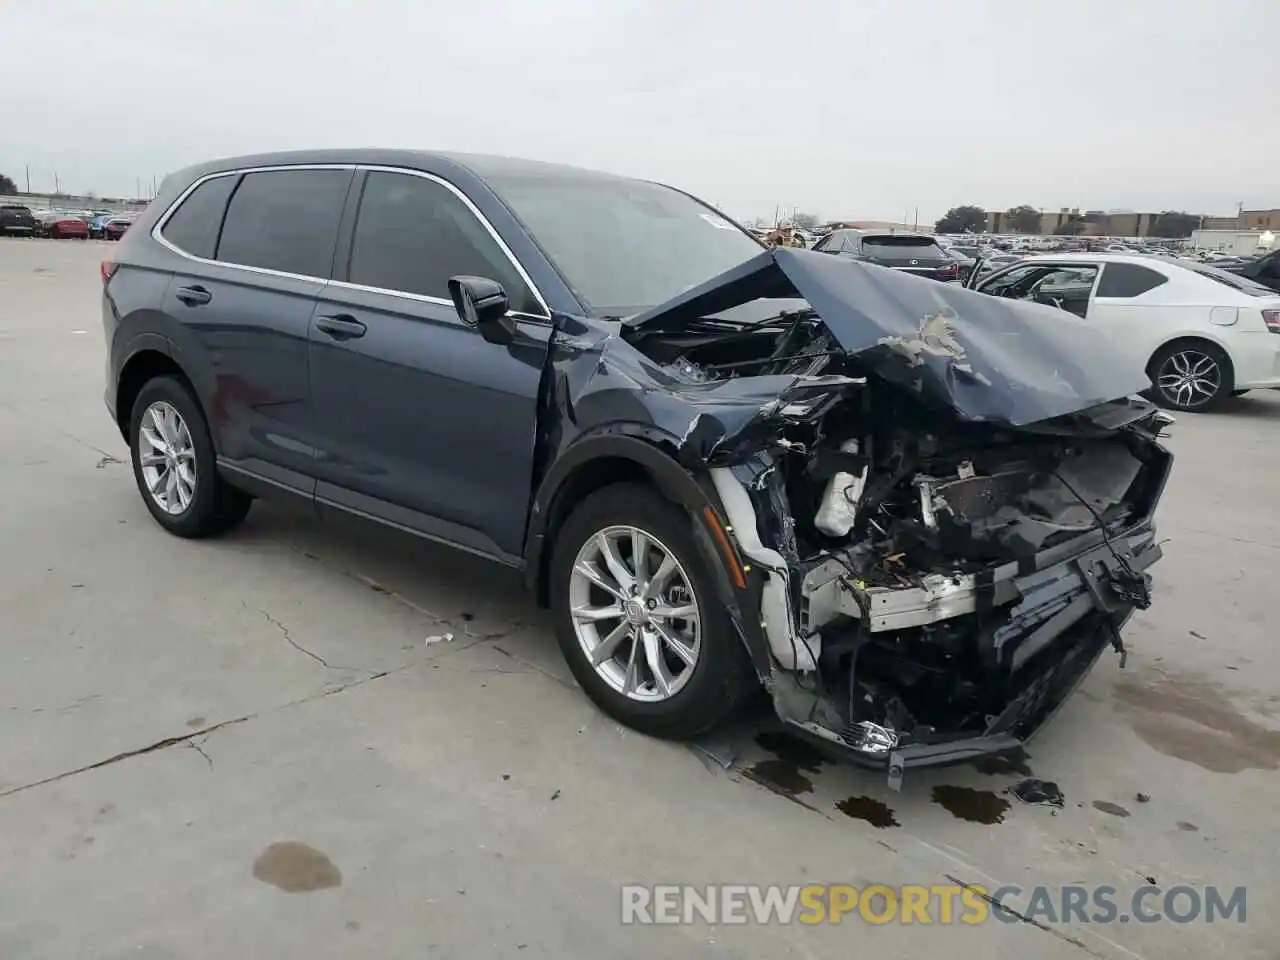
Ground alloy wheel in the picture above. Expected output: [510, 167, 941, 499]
[567, 525, 701, 702]
[1156, 350, 1221, 409]
[137, 400, 198, 515]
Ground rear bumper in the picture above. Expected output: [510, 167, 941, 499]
[1229, 332, 1280, 388]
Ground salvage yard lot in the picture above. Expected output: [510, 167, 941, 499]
[0, 237, 1276, 959]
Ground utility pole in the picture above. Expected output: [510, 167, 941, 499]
[53, 171, 60, 195]
[24, 164, 30, 193]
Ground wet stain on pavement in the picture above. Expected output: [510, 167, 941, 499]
[1176, 821, 1199, 832]
[1114, 671, 1280, 774]
[755, 731, 829, 772]
[1092, 800, 1131, 818]
[971, 749, 1033, 777]
[745, 759, 814, 796]
[252, 841, 342, 892]
[931, 785, 1010, 824]
[185, 717, 206, 729]
[744, 731, 831, 797]
[835, 795, 899, 828]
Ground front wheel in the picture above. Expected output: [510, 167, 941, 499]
[1147, 341, 1234, 412]
[129, 376, 251, 538]
[549, 483, 756, 740]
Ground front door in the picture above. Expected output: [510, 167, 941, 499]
[308, 169, 551, 561]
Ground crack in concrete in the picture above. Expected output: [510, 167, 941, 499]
[942, 874, 1116, 959]
[0, 714, 252, 799]
[186, 740, 214, 769]
[243, 601, 370, 674]
[0, 663, 408, 800]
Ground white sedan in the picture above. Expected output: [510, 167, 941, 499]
[968, 252, 1280, 411]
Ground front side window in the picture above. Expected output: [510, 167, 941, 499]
[346, 171, 538, 313]
[161, 175, 237, 260]
[215, 169, 350, 277]
[977, 264, 1045, 297]
[485, 172, 763, 316]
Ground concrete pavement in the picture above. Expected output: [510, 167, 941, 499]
[0, 237, 1274, 958]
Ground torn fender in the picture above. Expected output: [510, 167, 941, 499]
[539, 316, 862, 470]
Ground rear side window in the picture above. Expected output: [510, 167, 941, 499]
[216, 169, 350, 278]
[861, 236, 946, 260]
[1096, 262, 1168, 298]
[347, 171, 538, 313]
[161, 175, 237, 259]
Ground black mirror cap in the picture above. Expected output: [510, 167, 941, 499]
[448, 275, 516, 345]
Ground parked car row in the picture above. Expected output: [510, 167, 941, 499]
[0, 203, 135, 239]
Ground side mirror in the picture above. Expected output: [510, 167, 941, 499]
[448, 275, 515, 346]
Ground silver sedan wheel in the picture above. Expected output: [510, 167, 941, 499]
[568, 525, 701, 703]
[1156, 350, 1221, 409]
[137, 401, 197, 515]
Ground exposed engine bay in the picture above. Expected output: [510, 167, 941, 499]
[621, 299, 1172, 785]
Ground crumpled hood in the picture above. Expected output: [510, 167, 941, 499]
[625, 248, 1151, 426]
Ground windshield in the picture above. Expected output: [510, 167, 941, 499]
[1181, 259, 1275, 297]
[860, 236, 946, 260]
[486, 174, 763, 315]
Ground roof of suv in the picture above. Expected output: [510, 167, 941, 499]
[169, 148, 632, 186]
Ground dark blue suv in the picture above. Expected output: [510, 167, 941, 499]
[102, 149, 1171, 784]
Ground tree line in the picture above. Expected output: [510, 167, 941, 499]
[934, 204, 1202, 238]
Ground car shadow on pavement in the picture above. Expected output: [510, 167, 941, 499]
[1215, 391, 1280, 418]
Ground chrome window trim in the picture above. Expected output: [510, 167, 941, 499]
[150, 161, 552, 320]
[151, 164, 356, 286]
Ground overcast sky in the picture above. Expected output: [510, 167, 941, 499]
[1, 0, 1275, 221]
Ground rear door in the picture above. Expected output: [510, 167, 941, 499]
[156, 166, 353, 492]
[308, 168, 550, 561]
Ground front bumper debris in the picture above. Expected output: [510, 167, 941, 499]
[782, 520, 1161, 789]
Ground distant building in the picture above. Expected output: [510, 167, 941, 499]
[1240, 208, 1280, 231]
[982, 208, 1260, 238]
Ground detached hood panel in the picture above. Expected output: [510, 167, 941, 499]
[626, 248, 1151, 426]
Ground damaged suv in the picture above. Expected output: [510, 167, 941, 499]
[103, 151, 1171, 784]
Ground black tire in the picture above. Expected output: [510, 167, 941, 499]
[1232, 390, 1251, 397]
[128, 375, 251, 538]
[1146, 340, 1234, 412]
[549, 483, 756, 740]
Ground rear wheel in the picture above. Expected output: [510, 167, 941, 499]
[1148, 340, 1234, 412]
[128, 376, 251, 538]
[549, 483, 756, 739]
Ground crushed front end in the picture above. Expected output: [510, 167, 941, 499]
[614, 248, 1174, 786]
[705, 395, 1170, 788]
